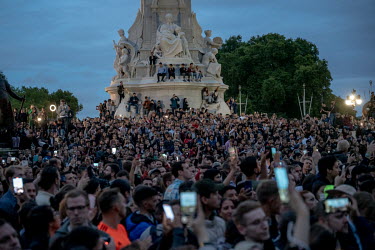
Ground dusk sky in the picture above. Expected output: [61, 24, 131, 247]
[1, 0, 374, 118]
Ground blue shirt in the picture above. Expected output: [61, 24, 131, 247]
[163, 178, 184, 201]
[0, 190, 18, 217]
[157, 66, 167, 74]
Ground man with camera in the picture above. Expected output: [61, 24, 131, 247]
[170, 94, 180, 114]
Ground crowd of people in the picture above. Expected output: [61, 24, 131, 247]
[1, 99, 375, 250]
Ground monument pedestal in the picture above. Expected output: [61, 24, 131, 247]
[105, 78, 231, 117]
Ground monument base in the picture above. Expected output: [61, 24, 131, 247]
[105, 78, 231, 117]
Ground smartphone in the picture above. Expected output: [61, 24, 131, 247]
[244, 180, 253, 191]
[93, 163, 99, 167]
[313, 146, 318, 152]
[271, 147, 277, 159]
[13, 177, 24, 194]
[274, 168, 289, 203]
[228, 147, 237, 160]
[161, 154, 167, 160]
[303, 150, 307, 155]
[111, 148, 116, 154]
[324, 198, 349, 213]
[180, 192, 197, 225]
[163, 204, 175, 221]
[2, 159, 5, 164]
[54, 150, 58, 156]
[11, 157, 16, 162]
[175, 155, 180, 162]
[61, 175, 66, 182]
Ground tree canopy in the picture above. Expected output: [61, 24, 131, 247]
[217, 33, 354, 117]
[1, 72, 83, 116]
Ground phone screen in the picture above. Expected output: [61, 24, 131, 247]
[93, 163, 99, 167]
[324, 198, 349, 213]
[228, 147, 237, 160]
[303, 150, 308, 155]
[271, 148, 277, 159]
[54, 150, 58, 156]
[274, 168, 289, 203]
[111, 148, 116, 154]
[13, 177, 24, 194]
[180, 192, 197, 224]
[11, 157, 16, 162]
[244, 180, 253, 191]
[163, 204, 175, 221]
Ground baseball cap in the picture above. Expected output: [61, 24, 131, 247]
[326, 184, 356, 196]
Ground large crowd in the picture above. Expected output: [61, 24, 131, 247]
[1, 98, 375, 250]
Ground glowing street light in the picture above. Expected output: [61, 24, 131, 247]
[50, 104, 57, 112]
[345, 89, 362, 107]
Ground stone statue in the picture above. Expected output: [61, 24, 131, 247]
[202, 48, 221, 78]
[117, 29, 128, 47]
[113, 29, 137, 80]
[204, 30, 223, 51]
[176, 27, 191, 59]
[0, 74, 24, 132]
[156, 13, 183, 58]
[119, 48, 130, 78]
[129, 51, 141, 78]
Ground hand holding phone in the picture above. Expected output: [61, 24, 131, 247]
[180, 192, 197, 225]
[163, 204, 174, 221]
[275, 168, 289, 203]
[228, 147, 237, 161]
[13, 177, 24, 195]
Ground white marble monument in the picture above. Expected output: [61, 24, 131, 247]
[105, 0, 230, 117]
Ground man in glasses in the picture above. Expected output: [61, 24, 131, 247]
[233, 200, 273, 249]
[50, 189, 111, 247]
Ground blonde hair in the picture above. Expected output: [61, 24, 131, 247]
[337, 139, 350, 152]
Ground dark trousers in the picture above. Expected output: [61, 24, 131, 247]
[157, 73, 166, 82]
[119, 94, 125, 104]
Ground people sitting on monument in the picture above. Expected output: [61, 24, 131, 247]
[109, 100, 116, 118]
[202, 87, 213, 104]
[149, 51, 157, 77]
[117, 81, 125, 104]
[212, 86, 219, 103]
[168, 64, 175, 81]
[170, 94, 180, 114]
[127, 93, 139, 114]
[195, 65, 203, 82]
[182, 98, 189, 111]
[143, 96, 151, 115]
[187, 63, 196, 82]
[157, 63, 167, 83]
[179, 63, 187, 82]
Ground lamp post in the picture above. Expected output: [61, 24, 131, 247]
[345, 89, 362, 108]
[239, 85, 242, 115]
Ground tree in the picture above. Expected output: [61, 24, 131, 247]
[218, 33, 334, 117]
[1, 72, 83, 117]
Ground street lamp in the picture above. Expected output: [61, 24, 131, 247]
[345, 89, 362, 107]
